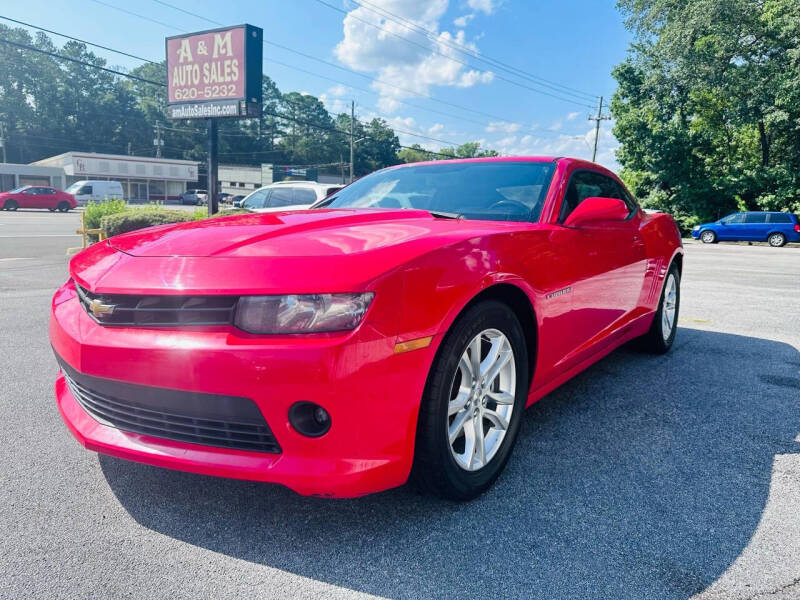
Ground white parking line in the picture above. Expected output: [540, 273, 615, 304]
[0, 257, 33, 261]
[0, 234, 81, 238]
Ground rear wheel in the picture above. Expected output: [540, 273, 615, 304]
[768, 232, 786, 247]
[411, 300, 528, 501]
[57, 201, 70, 212]
[700, 230, 716, 244]
[638, 263, 680, 354]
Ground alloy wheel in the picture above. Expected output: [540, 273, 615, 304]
[768, 233, 785, 247]
[700, 231, 715, 243]
[447, 328, 516, 471]
[661, 273, 677, 341]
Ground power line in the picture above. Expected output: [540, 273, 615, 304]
[144, 0, 523, 123]
[353, 0, 598, 101]
[311, 0, 595, 108]
[0, 15, 157, 64]
[0, 37, 162, 85]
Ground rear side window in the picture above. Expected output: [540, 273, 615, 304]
[744, 213, 767, 223]
[768, 213, 792, 223]
[560, 170, 635, 222]
[269, 188, 295, 207]
[79, 186, 92, 195]
[293, 188, 318, 205]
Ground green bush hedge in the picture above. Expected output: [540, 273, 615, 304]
[84, 199, 127, 241]
[100, 210, 194, 238]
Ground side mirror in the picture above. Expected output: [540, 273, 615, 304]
[564, 197, 629, 228]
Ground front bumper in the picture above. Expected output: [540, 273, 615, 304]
[50, 281, 436, 497]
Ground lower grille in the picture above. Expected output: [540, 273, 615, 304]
[58, 359, 281, 454]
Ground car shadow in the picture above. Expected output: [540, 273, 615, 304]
[99, 328, 800, 599]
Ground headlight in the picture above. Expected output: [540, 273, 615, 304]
[692, 225, 700, 230]
[235, 293, 374, 334]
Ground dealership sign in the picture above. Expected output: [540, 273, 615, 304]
[166, 25, 263, 120]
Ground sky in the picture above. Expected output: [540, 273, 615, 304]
[2, 0, 633, 170]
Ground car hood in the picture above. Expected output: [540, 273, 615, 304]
[73, 209, 526, 295]
[107, 209, 504, 258]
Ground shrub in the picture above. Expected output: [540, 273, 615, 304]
[100, 210, 193, 238]
[83, 198, 127, 240]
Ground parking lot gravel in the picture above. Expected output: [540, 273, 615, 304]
[1, 209, 798, 599]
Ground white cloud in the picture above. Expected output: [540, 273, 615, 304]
[333, 1, 494, 112]
[319, 94, 349, 115]
[566, 111, 580, 121]
[467, 0, 501, 14]
[487, 124, 620, 171]
[453, 14, 474, 27]
[486, 121, 521, 134]
[327, 84, 348, 97]
[547, 119, 564, 132]
[428, 123, 445, 134]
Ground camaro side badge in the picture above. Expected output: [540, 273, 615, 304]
[546, 286, 572, 300]
[88, 299, 116, 318]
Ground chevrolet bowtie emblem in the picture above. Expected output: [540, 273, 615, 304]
[88, 298, 115, 318]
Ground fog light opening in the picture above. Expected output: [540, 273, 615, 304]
[289, 402, 331, 437]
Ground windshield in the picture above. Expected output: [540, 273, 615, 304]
[65, 183, 84, 194]
[9, 186, 30, 193]
[320, 161, 556, 222]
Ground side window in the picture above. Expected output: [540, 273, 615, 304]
[744, 212, 767, 224]
[78, 185, 92, 195]
[268, 188, 295, 208]
[242, 189, 268, 209]
[723, 213, 743, 224]
[560, 171, 631, 222]
[293, 188, 318, 206]
[768, 213, 791, 223]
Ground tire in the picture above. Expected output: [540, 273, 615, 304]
[700, 230, 716, 244]
[767, 232, 786, 247]
[57, 201, 70, 213]
[411, 300, 528, 501]
[638, 263, 680, 354]
[3, 199, 18, 211]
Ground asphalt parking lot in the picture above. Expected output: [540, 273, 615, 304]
[1, 209, 798, 600]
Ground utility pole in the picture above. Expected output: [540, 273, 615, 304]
[349, 100, 355, 183]
[0, 122, 6, 163]
[126, 141, 132, 156]
[588, 96, 612, 163]
[207, 118, 218, 216]
[154, 121, 163, 158]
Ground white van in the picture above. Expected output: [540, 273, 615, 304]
[65, 180, 124, 204]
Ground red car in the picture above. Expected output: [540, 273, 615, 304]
[1, 185, 76, 212]
[50, 157, 683, 500]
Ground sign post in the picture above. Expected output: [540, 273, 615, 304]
[165, 24, 263, 215]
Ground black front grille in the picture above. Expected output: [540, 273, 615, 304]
[75, 283, 238, 327]
[58, 358, 281, 454]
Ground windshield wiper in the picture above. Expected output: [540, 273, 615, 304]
[426, 210, 462, 219]
[311, 195, 337, 209]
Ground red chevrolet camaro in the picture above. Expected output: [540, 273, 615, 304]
[50, 157, 683, 500]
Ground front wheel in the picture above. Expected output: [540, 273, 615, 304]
[3, 199, 18, 211]
[700, 230, 716, 244]
[638, 263, 680, 354]
[411, 300, 528, 501]
[768, 232, 786, 247]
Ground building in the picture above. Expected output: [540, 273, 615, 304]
[30, 152, 199, 202]
[218, 163, 346, 196]
[0, 162, 66, 192]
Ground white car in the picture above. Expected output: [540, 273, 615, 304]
[237, 182, 343, 213]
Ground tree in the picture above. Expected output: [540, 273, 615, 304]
[611, 0, 800, 227]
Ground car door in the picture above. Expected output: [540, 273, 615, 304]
[18, 187, 41, 208]
[266, 187, 295, 209]
[41, 187, 58, 209]
[743, 212, 768, 240]
[550, 169, 647, 367]
[717, 213, 744, 240]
